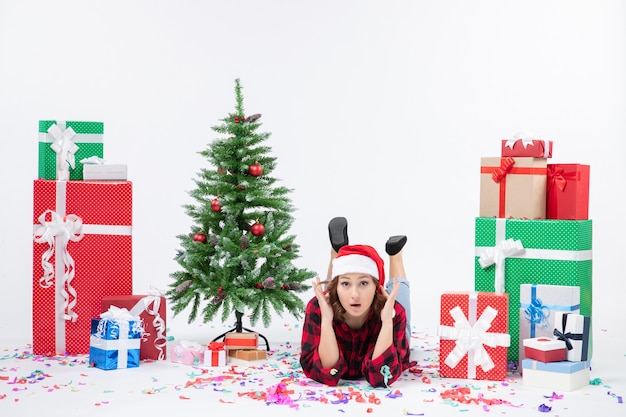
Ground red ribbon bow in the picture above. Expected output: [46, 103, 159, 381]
[491, 157, 515, 183]
[208, 341, 225, 351]
[547, 166, 568, 191]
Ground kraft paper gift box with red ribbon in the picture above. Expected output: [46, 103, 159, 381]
[170, 340, 205, 366]
[204, 341, 227, 367]
[438, 291, 510, 381]
[479, 156, 548, 219]
[101, 290, 167, 361]
[547, 163, 591, 220]
[38, 120, 104, 181]
[522, 358, 591, 391]
[480, 156, 548, 219]
[518, 284, 580, 362]
[501, 137, 553, 158]
[32, 179, 133, 355]
[89, 307, 143, 370]
[474, 217, 592, 362]
[224, 332, 259, 350]
[522, 337, 567, 363]
[552, 312, 591, 362]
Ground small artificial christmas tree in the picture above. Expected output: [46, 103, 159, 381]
[168, 79, 315, 339]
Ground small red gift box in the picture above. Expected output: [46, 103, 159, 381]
[439, 291, 510, 381]
[523, 337, 567, 362]
[224, 332, 259, 349]
[501, 138, 553, 158]
[32, 180, 133, 355]
[546, 164, 590, 220]
[102, 292, 167, 360]
[479, 157, 547, 219]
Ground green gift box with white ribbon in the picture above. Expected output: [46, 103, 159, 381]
[38, 120, 104, 180]
[474, 217, 592, 362]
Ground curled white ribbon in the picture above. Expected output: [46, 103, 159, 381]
[478, 238, 524, 294]
[48, 122, 79, 179]
[33, 210, 84, 321]
[439, 305, 510, 376]
[130, 286, 168, 360]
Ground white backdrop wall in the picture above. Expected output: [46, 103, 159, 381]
[1, 1, 624, 343]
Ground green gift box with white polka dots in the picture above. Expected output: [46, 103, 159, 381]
[38, 120, 104, 180]
[474, 217, 592, 362]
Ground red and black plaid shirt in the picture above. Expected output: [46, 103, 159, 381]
[299, 297, 414, 387]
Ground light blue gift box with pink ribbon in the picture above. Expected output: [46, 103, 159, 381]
[518, 284, 580, 362]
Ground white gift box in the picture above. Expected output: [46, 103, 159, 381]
[553, 312, 591, 361]
[83, 163, 128, 180]
[522, 359, 590, 391]
[519, 284, 580, 361]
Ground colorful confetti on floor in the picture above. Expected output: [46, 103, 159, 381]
[1, 325, 623, 416]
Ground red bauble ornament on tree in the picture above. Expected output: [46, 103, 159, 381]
[250, 221, 265, 236]
[193, 232, 207, 243]
[248, 162, 263, 177]
[210, 198, 222, 212]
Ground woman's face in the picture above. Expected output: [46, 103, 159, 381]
[335, 273, 377, 322]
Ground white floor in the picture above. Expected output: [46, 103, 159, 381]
[1, 315, 624, 417]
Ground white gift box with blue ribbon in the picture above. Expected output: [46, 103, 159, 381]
[89, 307, 143, 370]
[518, 284, 580, 362]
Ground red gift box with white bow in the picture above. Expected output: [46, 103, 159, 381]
[32, 179, 133, 355]
[438, 291, 510, 381]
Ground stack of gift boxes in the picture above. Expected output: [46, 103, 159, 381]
[169, 332, 267, 367]
[438, 135, 592, 391]
[32, 119, 160, 370]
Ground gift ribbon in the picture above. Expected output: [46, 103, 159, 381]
[524, 285, 549, 338]
[504, 133, 536, 150]
[48, 121, 79, 180]
[208, 342, 226, 366]
[552, 313, 588, 360]
[481, 158, 547, 217]
[33, 209, 83, 325]
[129, 286, 168, 360]
[478, 238, 524, 294]
[225, 333, 258, 347]
[521, 284, 580, 338]
[475, 218, 592, 267]
[208, 341, 225, 351]
[438, 292, 510, 379]
[504, 133, 550, 158]
[33, 181, 133, 354]
[490, 157, 515, 183]
[547, 165, 580, 192]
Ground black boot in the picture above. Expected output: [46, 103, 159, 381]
[385, 235, 407, 256]
[328, 217, 349, 252]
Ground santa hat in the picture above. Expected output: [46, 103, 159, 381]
[331, 244, 385, 286]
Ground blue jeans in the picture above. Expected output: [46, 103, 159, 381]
[386, 277, 411, 342]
